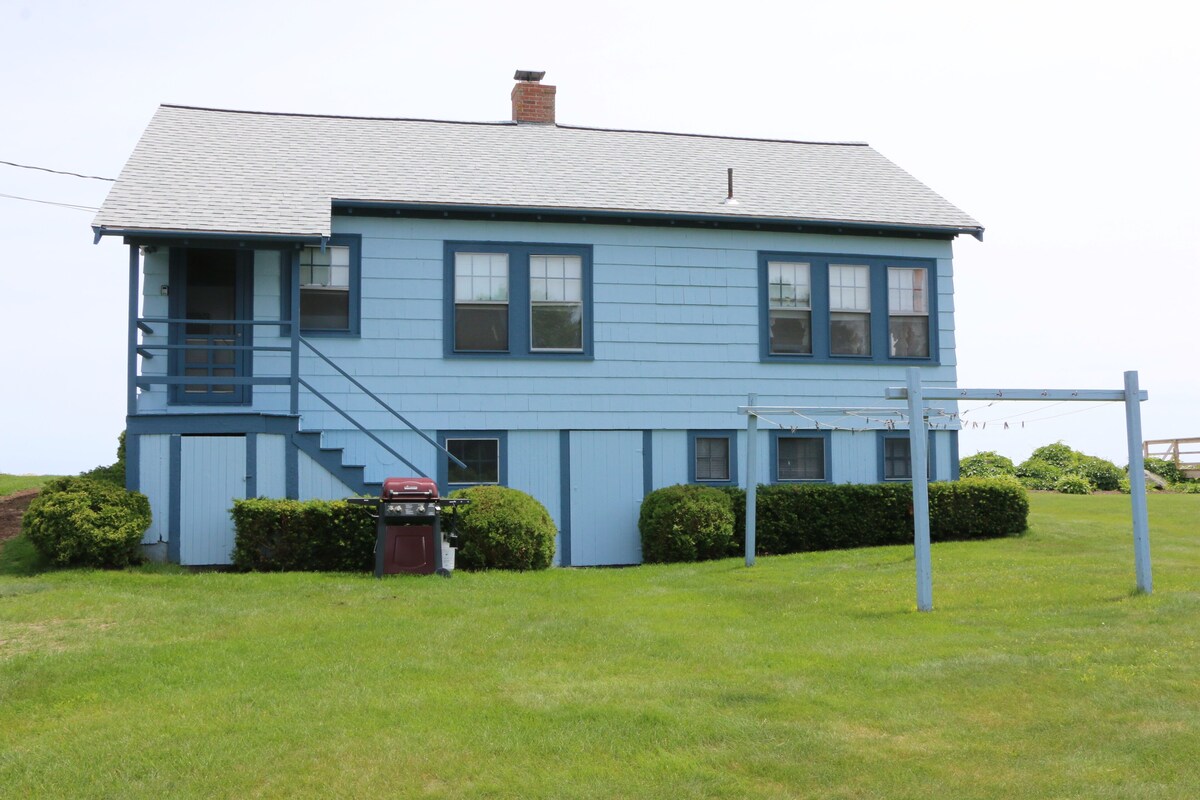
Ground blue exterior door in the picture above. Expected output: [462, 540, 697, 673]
[168, 248, 253, 404]
[568, 431, 645, 566]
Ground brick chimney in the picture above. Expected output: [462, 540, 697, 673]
[511, 70, 555, 124]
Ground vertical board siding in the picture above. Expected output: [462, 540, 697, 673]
[651, 430, 688, 489]
[568, 431, 645, 566]
[297, 450, 355, 500]
[832, 431, 880, 484]
[507, 430, 563, 565]
[251, 250, 289, 413]
[138, 434, 171, 544]
[137, 250, 171, 414]
[256, 434, 287, 498]
[179, 436, 246, 565]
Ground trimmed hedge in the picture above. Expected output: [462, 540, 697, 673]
[22, 476, 151, 568]
[708, 478, 1027, 562]
[232, 499, 375, 572]
[639, 484, 735, 563]
[449, 486, 556, 571]
[233, 486, 558, 572]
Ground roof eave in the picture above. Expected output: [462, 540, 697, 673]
[331, 200, 984, 241]
[92, 225, 327, 246]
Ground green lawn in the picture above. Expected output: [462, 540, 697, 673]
[0, 473, 59, 497]
[1, 494, 1197, 799]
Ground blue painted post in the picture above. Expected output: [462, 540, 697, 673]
[745, 393, 757, 567]
[289, 250, 300, 416]
[906, 368, 933, 612]
[127, 245, 139, 417]
[1124, 370, 1153, 594]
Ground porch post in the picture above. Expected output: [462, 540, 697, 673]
[127, 244, 140, 417]
[1124, 370, 1152, 594]
[289, 248, 300, 416]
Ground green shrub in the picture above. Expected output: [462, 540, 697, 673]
[79, 431, 127, 487]
[715, 478, 1027, 562]
[1016, 458, 1062, 490]
[232, 499, 375, 572]
[639, 484, 735, 563]
[22, 476, 150, 568]
[1054, 474, 1092, 495]
[1174, 482, 1200, 494]
[958, 451, 1017, 479]
[1143, 457, 1182, 484]
[449, 486, 556, 571]
[1030, 442, 1076, 468]
[1076, 455, 1123, 491]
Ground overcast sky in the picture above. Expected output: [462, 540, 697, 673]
[1, 0, 1196, 474]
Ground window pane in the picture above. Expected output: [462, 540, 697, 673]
[830, 312, 870, 355]
[695, 437, 730, 481]
[888, 267, 927, 314]
[768, 262, 811, 309]
[778, 438, 824, 480]
[769, 309, 812, 354]
[447, 439, 499, 484]
[531, 304, 582, 350]
[890, 316, 930, 357]
[301, 289, 350, 330]
[830, 265, 870, 311]
[884, 438, 912, 480]
[455, 253, 509, 302]
[455, 305, 508, 351]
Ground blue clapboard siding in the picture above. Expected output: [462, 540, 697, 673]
[138, 434, 171, 544]
[178, 435, 245, 565]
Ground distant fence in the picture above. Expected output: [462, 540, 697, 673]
[1143, 438, 1200, 477]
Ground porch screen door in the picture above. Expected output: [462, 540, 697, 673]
[169, 249, 252, 404]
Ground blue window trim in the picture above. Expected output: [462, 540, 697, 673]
[443, 241, 594, 360]
[436, 430, 508, 491]
[687, 430, 739, 486]
[282, 234, 362, 337]
[758, 251, 939, 365]
[877, 430, 937, 482]
[769, 429, 833, 483]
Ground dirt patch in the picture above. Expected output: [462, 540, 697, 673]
[0, 490, 38, 546]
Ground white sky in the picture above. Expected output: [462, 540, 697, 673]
[1, 0, 1196, 474]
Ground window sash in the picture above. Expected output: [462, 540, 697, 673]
[446, 438, 500, 484]
[695, 437, 731, 482]
[455, 253, 510, 351]
[778, 437, 825, 481]
[530, 255, 583, 351]
[300, 245, 352, 331]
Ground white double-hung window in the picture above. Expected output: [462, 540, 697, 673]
[888, 267, 930, 358]
[829, 264, 871, 356]
[454, 252, 510, 352]
[530, 255, 583, 351]
[767, 261, 812, 355]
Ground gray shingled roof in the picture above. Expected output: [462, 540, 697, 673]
[94, 104, 982, 239]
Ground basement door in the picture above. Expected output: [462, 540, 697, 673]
[568, 431, 645, 566]
[179, 435, 246, 566]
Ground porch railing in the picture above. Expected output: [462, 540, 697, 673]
[131, 316, 464, 479]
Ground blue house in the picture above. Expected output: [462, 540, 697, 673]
[93, 72, 982, 567]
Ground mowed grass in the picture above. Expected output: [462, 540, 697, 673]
[0, 495, 1197, 799]
[0, 474, 59, 497]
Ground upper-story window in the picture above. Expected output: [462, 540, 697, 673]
[829, 264, 871, 356]
[888, 267, 929, 357]
[767, 261, 812, 355]
[297, 234, 361, 336]
[445, 242, 592, 358]
[759, 252, 936, 363]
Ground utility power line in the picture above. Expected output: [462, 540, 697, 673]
[0, 191, 99, 212]
[0, 159, 115, 182]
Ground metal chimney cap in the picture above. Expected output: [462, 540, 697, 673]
[514, 70, 546, 82]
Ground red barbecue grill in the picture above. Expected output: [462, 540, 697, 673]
[348, 478, 469, 577]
